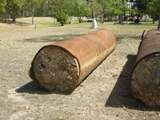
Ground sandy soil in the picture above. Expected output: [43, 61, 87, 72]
[0, 20, 160, 120]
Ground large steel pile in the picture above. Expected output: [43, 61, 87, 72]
[131, 30, 160, 107]
[30, 30, 116, 93]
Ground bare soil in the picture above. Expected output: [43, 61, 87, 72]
[0, 19, 160, 120]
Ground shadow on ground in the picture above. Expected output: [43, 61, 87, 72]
[105, 55, 160, 111]
[16, 81, 49, 94]
[22, 33, 85, 43]
[16, 81, 72, 95]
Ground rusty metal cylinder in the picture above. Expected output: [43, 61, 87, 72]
[30, 29, 116, 93]
[131, 30, 160, 107]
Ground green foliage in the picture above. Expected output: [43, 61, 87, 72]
[0, 0, 6, 14]
[112, 0, 123, 15]
[73, 0, 89, 17]
[21, 0, 44, 16]
[5, 0, 22, 22]
[87, 0, 102, 16]
[136, 0, 148, 11]
[50, 0, 69, 26]
[71, 0, 90, 22]
[97, 0, 113, 15]
[147, 0, 160, 17]
[0, 0, 159, 26]
[56, 10, 68, 26]
[147, 0, 160, 29]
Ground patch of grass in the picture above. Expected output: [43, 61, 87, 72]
[23, 33, 85, 43]
[14, 17, 158, 44]
[30, 21, 156, 43]
[46, 33, 85, 40]
[37, 22, 59, 27]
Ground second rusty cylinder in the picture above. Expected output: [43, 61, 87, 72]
[131, 29, 160, 107]
[30, 29, 116, 93]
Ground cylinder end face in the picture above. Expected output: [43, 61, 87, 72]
[31, 46, 79, 93]
[132, 53, 160, 107]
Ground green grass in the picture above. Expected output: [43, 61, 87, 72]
[46, 33, 85, 40]
[43, 22, 155, 44]
[17, 17, 157, 43]
[38, 22, 59, 27]
[23, 33, 85, 43]
[43, 21, 156, 44]
[62, 21, 157, 32]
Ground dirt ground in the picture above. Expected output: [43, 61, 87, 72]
[0, 18, 160, 120]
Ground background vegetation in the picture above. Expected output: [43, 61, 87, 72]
[0, 0, 159, 28]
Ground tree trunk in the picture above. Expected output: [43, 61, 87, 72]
[158, 16, 160, 30]
[152, 19, 155, 24]
[78, 17, 82, 23]
[12, 16, 16, 23]
[92, 8, 95, 19]
[101, 14, 105, 23]
[91, 8, 98, 29]
[122, 0, 125, 22]
[32, 8, 35, 25]
[118, 15, 123, 24]
[60, 22, 64, 26]
[101, 8, 105, 23]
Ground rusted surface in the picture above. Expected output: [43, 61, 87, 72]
[135, 30, 160, 64]
[131, 30, 160, 107]
[30, 29, 116, 93]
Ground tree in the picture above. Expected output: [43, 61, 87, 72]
[22, 0, 44, 24]
[31, 0, 44, 24]
[97, 0, 114, 23]
[5, 0, 23, 22]
[0, 0, 6, 14]
[113, 0, 128, 24]
[50, 0, 69, 26]
[0, 0, 6, 21]
[147, 0, 160, 29]
[135, 0, 148, 13]
[86, 0, 102, 17]
[55, 10, 68, 26]
[72, 0, 89, 23]
[86, 0, 101, 28]
[132, 0, 148, 23]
